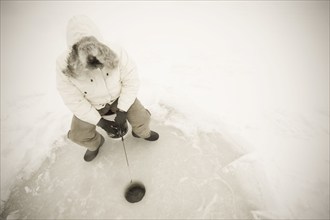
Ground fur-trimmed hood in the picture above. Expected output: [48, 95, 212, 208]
[63, 15, 118, 78]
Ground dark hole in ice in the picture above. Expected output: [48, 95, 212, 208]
[125, 182, 145, 203]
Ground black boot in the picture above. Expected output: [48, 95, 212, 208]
[132, 131, 159, 141]
[84, 135, 105, 162]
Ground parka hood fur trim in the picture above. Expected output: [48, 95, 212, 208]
[63, 15, 118, 78]
[63, 36, 118, 78]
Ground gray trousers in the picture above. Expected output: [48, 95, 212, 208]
[68, 99, 151, 151]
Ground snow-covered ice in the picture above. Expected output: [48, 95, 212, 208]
[1, 1, 329, 219]
[1, 117, 259, 219]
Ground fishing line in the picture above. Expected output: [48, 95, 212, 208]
[120, 127, 133, 183]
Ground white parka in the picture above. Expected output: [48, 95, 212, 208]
[56, 16, 139, 125]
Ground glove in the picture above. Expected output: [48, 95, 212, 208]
[114, 110, 127, 128]
[97, 118, 120, 135]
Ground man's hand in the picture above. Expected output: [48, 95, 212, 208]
[115, 110, 127, 127]
[97, 118, 119, 135]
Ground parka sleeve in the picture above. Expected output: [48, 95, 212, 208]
[56, 58, 102, 125]
[117, 48, 140, 112]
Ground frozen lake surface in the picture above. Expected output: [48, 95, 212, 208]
[2, 113, 275, 219]
[1, 1, 328, 219]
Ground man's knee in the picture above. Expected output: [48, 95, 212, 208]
[68, 129, 102, 151]
[128, 101, 150, 122]
[68, 129, 85, 143]
[68, 115, 101, 150]
[127, 99, 151, 138]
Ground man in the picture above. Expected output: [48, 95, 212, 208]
[56, 15, 159, 162]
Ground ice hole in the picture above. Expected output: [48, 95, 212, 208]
[125, 181, 146, 203]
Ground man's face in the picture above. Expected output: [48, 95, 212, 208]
[77, 36, 104, 70]
[86, 54, 104, 70]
